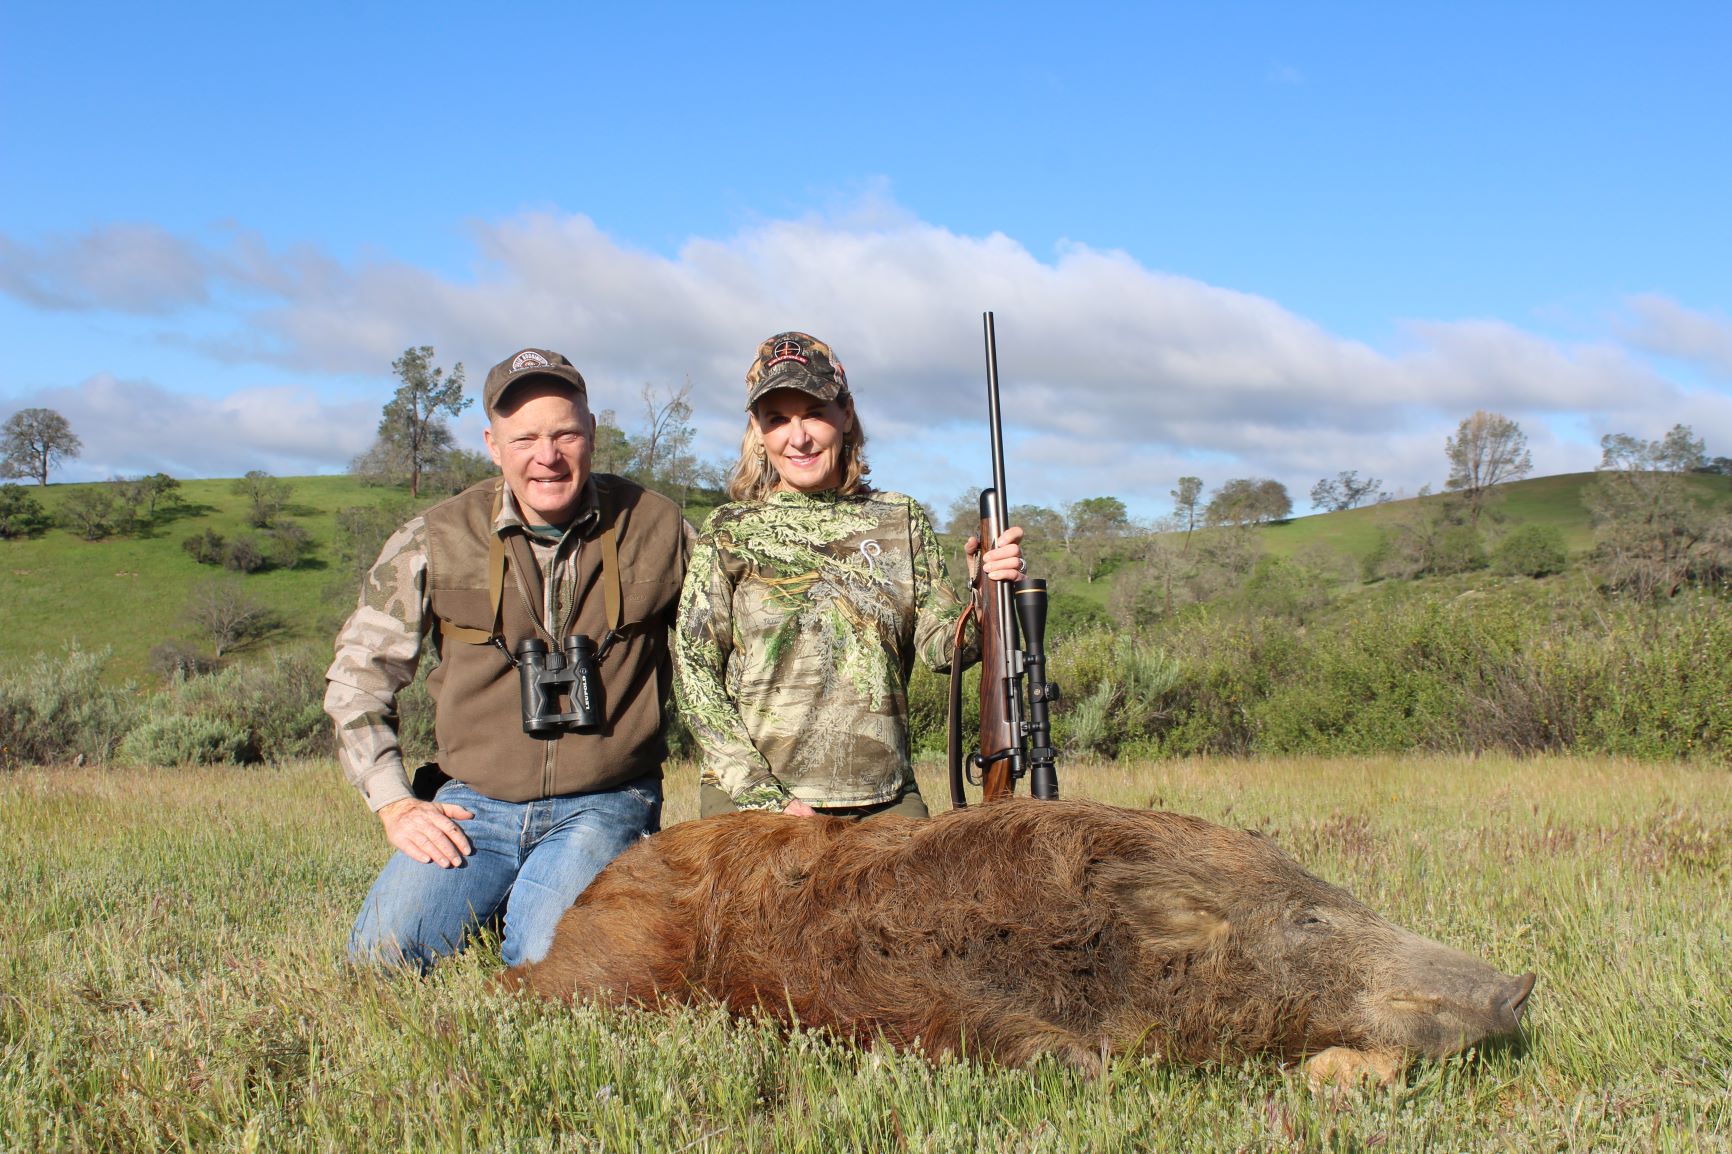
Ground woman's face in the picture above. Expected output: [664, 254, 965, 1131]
[753, 389, 853, 494]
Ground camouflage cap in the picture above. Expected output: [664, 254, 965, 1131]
[483, 348, 589, 417]
[744, 332, 849, 411]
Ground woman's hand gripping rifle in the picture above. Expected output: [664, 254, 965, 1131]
[947, 313, 1061, 808]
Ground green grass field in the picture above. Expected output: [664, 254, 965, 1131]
[3, 755, 1726, 1152]
[0, 477, 725, 684]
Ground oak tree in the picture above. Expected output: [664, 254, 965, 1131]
[1444, 411, 1531, 527]
[1, 407, 81, 486]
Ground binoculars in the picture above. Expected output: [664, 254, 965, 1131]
[516, 635, 604, 736]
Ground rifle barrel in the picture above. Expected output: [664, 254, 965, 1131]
[983, 312, 1010, 537]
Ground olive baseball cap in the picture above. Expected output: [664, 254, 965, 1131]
[744, 332, 849, 411]
[482, 348, 589, 417]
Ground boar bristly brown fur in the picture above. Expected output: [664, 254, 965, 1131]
[502, 799, 1533, 1081]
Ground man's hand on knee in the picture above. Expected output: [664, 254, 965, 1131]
[379, 798, 475, 868]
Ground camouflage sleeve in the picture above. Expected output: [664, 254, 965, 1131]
[323, 517, 430, 812]
[910, 498, 976, 674]
[672, 526, 789, 812]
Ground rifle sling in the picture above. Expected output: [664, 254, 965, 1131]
[946, 602, 978, 809]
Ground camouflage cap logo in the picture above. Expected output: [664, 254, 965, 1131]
[766, 338, 808, 369]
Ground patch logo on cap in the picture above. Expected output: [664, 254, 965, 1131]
[765, 338, 808, 370]
[511, 350, 552, 372]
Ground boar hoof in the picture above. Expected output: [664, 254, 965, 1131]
[1302, 1047, 1407, 1092]
[1054, 1040, 1107, 1081]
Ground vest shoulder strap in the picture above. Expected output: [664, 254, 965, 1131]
[442, 519, 620, 645]
[439, 530, 506, 645]
[599, 522, 622, 633]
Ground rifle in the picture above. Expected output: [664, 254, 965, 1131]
[947, 312, 1061, 807]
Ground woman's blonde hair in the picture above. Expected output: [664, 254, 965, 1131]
[726, 395, 872, 503]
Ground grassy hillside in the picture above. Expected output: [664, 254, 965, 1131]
[0, 476, 721, 684]
[6, 469, 1731, 683]
[1260, 470, 1732, 562]
[964, 469, 1732, 631]
[4, 476, 378, 683]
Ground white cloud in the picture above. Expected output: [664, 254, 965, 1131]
[2, 204, 1725, 515]
[8, 374, 375, 480]
[0, 224, 211, 314]
[1619, 294, 1732, 380]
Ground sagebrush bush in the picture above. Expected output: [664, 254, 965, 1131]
[1045, 626, 1179, 757]
[0, 646, 140, 766]
[124, 648, 338, 766]
[119, 712, 253, 766]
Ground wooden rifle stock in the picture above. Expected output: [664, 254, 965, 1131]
[973, 495, 1019, 802]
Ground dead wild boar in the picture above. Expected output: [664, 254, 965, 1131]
[501, 799, 1534, 1086]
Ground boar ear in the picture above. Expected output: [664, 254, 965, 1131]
[1100, 864, 1230, 955]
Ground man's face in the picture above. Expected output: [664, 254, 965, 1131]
[483, 380, 596, 525]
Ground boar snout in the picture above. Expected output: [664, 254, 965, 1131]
[1498, 971, 1537, 1031]
[1376, 940, 1536, 1058]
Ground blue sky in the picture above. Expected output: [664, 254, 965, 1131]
[3, 1, 1729, 518]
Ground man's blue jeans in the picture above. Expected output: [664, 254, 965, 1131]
[348, 774, 661, 972]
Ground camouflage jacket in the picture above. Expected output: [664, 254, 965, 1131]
[674, 489, 972, 811]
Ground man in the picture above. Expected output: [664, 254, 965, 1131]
[326, 347, 689, 971]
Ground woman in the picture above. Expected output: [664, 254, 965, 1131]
[674, 331, 1024, 818]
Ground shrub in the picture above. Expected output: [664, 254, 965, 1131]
[183, 529, 226, 565]
[333, 499, 421, 580]
[905, 661, 956, 758]
[183, 577, 276, 657]
[222, 534, 267, 573]
[264, 519, 312, 570]
[118, 713, 252, 766]
[1106, 566, 1168, 629]
[122, 648, 339, 766]
[1430, 525, 1489, 576]
[1234, 555, 1335, 623]
[148, 641, 221, 679]
[1493, 525, 1568, 578]
[1046, 625, 1180, 757]
[0, 485, 49, 538]
[0, 647, 140, 767]
[58, 487, 116, 540]
[1582, 598, 1732, 758]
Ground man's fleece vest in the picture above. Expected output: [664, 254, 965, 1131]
[421, 475, 686, 802]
